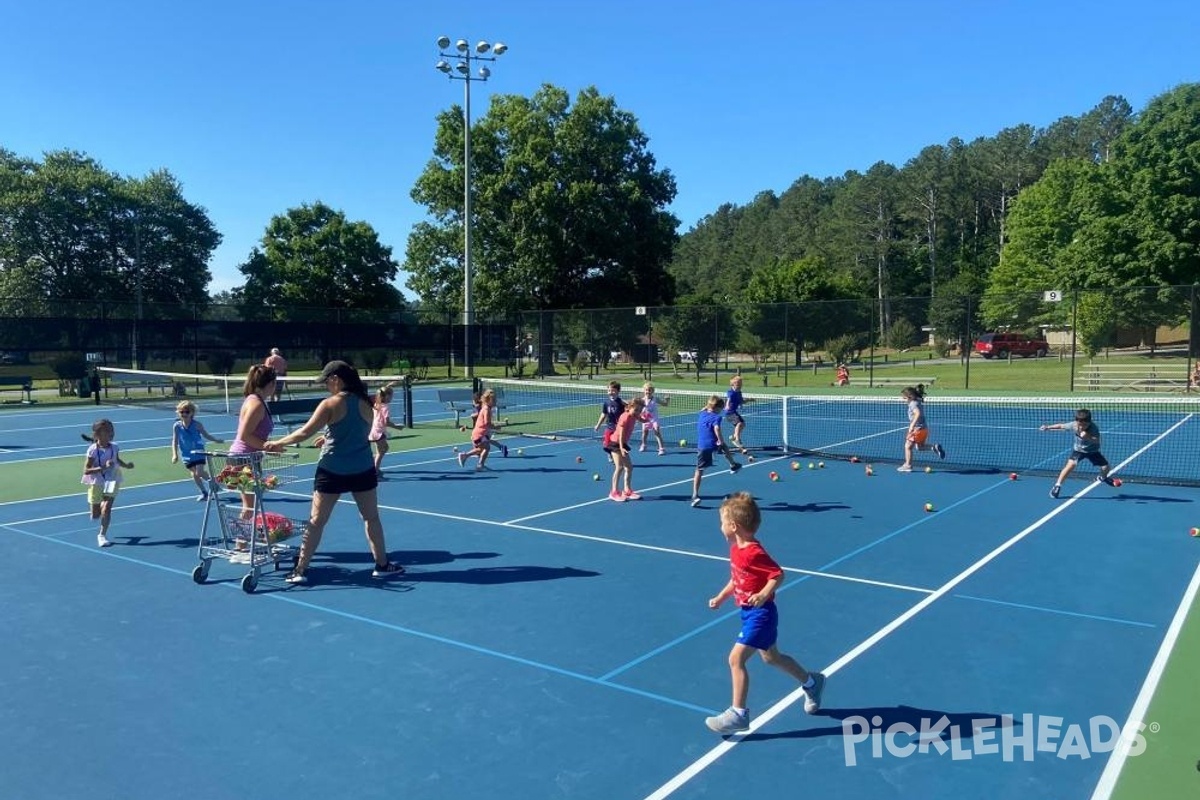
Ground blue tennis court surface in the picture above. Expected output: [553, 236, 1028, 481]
[1, 391, 1197, 799]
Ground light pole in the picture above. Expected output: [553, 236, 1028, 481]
[436, 36, 507, 378]
[129, 211, 142, 370]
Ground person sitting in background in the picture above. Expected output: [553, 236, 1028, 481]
[264, 348, 288, 402]
[1191, 362, 1200, 389]
[834, 363, 850, 387]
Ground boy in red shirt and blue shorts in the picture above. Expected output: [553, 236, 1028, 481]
[705, 491, 826, 734]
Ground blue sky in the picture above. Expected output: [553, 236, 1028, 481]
[3, 0, 1197, 296]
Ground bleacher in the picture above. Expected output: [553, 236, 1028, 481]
[1079, 364, 1190, 392]
[868, 376, 937, 389]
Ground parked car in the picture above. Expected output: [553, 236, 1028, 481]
[973, 332, 1049, 359]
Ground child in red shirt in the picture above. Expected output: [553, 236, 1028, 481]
[705, 491, 825, 734]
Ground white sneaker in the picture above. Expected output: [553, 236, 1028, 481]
[705, 707, 750, 734]
[639, 443, 646, 452]
[97, 533, 111, 548]
[803, 672, 826, 714]
[896, 464, 913, 473]
[690, 497, 702, 508]
[456, 452, 468, 468]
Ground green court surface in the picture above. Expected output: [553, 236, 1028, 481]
[1111, 580, 1200, 799]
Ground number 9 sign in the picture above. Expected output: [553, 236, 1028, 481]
[1042, 290, 1063, 303]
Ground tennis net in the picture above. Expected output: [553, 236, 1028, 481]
[480, 378, 1200, 485]
[783, 394, 1200, 486]
[480, 377, 787, 451]
[96, 367, 411, 417]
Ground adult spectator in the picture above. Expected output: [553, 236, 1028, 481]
[264, 348, 288, 402]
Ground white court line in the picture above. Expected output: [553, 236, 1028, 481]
[504, 452, 795, 525]
[271, 487, 933, 596]
[1089, 556, 1200, 799]
[1, 496, 198, 526]
[641, 414, 1192, 800]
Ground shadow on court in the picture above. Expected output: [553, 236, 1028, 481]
[742, 703, 1019, 742]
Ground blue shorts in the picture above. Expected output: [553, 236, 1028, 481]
[695, 448, 715, 470]
[737, 601, 779, 650]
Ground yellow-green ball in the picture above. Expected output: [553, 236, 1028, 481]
[924, 502, 934, 512]
[517, 449, 524, 456]
[924, 466, 932, 473]
[791, 461, 800, 470]
[592, 473, 600, 481]
[808, 462, 815, 470]
[679, 438, 687, 447]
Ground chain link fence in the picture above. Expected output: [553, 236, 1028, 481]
[2, 286, 1197, 391]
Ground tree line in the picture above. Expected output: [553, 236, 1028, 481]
[2, 82, 1198, 363]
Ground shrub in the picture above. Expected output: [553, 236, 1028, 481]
[205, 351, 236, 375]
[50, 353, 87, 381]
[886, 318, 919, 351]
[360, 348, 389, 375]
[823, 334, 864, 365]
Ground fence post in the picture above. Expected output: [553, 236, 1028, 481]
[1070, 290, 1078, 392]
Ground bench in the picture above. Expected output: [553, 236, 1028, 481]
[1079, 365, 1189, 392]
[868, 376, 937, 389]
[437, 387, 507, 427]
[105, 374, 180, 398]
[0, 375, 34, 403]
[269, 397, 322, 432]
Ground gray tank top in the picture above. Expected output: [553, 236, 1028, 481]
[319, 395, 373, 475]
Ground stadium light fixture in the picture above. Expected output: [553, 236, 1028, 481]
[434, 35, 508, 378]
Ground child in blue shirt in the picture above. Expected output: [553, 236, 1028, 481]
[170, 400, 224, 500]
[725, 375, 754, 451]
[691, 395, 742, 507]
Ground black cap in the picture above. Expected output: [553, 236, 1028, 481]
[318, 360, 354, 382]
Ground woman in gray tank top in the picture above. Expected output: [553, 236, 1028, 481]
[265, 360, 403, 585]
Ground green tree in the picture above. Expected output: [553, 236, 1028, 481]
[0, 149, 218, 311]
[1110, 84, 1200, 288]
[739, 255, 864, 358]
[406, 84, 678, 371]
[238, 201, 404, 319]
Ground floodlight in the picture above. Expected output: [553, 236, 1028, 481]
[492, 42, 508, 56]
[456, 39, 468, 52]
[456, 61, 468, 74]
[436, 60, 451, 73]
[437, 36, 450, 50]
[479, 66, 491, 79]
[476, 41, 490, 53]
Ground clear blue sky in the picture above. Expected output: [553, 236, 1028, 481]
[3, 0, 1197, 296]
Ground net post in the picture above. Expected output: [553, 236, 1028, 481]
[403, 375, 414, 429]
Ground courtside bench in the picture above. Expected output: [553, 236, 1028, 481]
[270, 397, 322, 433]
[0, 375, 34, 403]
[868, 376, 937, 389]
[437, 387, 507, 427]
[105, 373, 180, 398]
[1080, 365, 1188, 392]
